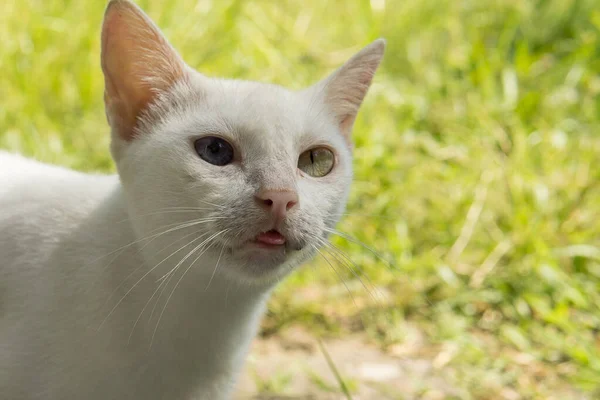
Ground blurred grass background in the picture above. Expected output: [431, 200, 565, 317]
[1, 0, 600, 398]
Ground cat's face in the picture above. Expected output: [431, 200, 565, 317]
[116, 78, 353, 282]
[101, 0, 384, 284]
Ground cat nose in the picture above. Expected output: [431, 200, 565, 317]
[255, 190, 299, 222]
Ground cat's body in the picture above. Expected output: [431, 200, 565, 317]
[0, 152, 263, 399]
[0, 1, 384, 399]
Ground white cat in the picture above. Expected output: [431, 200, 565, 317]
[0, 0, 384, 399]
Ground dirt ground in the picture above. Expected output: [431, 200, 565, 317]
[234, 325, 589, 400]
[234, 325, 459, 400]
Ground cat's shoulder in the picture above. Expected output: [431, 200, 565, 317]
[0, 150, 117, 202]
[1, 150, 77, 178]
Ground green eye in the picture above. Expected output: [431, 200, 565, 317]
[298, 147, 335, 177]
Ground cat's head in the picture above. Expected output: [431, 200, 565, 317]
[101, 0, 384, 285]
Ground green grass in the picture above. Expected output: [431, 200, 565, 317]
[2, 0, 600, 397]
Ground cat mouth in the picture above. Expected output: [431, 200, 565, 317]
[219, 228, 310, 279]
[225, 229, 305, 254]
[251, 230, 286, 249]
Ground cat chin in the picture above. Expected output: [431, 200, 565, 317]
[219, 245, 314, 284]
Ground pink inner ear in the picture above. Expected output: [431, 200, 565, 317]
[360, 70, 377, 88]
[320, 41, 385, 141]
[101, 0, 186, 141]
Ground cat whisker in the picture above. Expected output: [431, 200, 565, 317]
[128, 271, 171, 344]
[150, 229, 230, 347]
[102, 228, 210, 313]
[135, 218, 226, 257]
[323, 227, 395, 269]
[320, 230, 433, 308]
[147, 276, 174, 330]
[115, 210, 227, 224]
[316, 238, 371, 293]
[87, 217, 220, 272]
[140, 205, 224, 213]
[150, 230, 228, 325]
[312, 244, 357, 307]
[317, 239, 382, 303]
[205, 242, 226, 291]
[98, 230, 214, 330]
[89, 220, 210, 295]
[144, 231, 220, 333]
[333, 212, 395, 222]
[224, 282, 231, 308]
[130, 229, 222, 336]
[196, 199, 226, 210]
[148, 195, 226, 210]
[156, 229, 228, 283]
[91, 219, 221, 298]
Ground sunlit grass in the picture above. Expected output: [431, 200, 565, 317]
[1, 0, 600, 397]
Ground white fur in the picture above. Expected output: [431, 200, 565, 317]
[0, 2, 384, 399]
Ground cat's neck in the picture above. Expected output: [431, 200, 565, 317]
[76, 182, 272, 397]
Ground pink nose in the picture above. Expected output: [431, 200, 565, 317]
[255, 190, 299, 222]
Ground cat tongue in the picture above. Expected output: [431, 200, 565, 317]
[256, 230, 286, 245]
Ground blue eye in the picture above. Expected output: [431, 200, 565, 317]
[194, 136, 234, 166]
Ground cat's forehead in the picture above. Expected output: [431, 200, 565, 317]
[206, 79, 305, 127]
[151, 74, 346, 164]
[176, 76, 335, 148]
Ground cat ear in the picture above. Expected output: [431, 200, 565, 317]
[314, 39, 385, 139]
[101, 0, 187, 141]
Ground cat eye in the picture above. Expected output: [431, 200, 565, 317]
[194, 136, 234, 166]
[298, 147, 335, 177]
